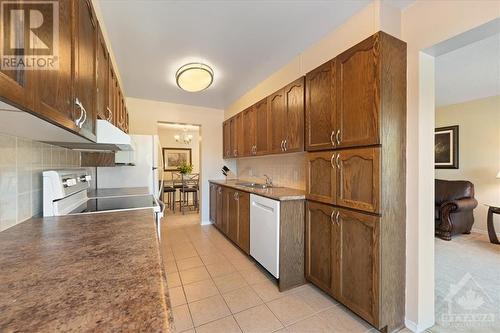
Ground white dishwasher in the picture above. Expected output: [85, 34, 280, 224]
[250, 194, 280, 278]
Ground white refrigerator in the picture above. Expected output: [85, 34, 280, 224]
[96, 135, 163, 199]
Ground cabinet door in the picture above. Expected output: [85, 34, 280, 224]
[268, 89, 285, 154]
[0, 1, 34, 111]
[209, 184, 216, 223]
[284, 77, 304, 153]
[223, 120, 231, 158]
[228, 189, 238, 242]
[34, 0, 76, 132]
[237, 191, 250, 254]
[216, 185, 223, 229]
[336, 208, 379, 326]
[305, 60, 336, 151]
[229, 117, 237, 158]
[235, 113, 244, 158]
[96, 25, 109, 121]
[221, 187, 231, 235]
[336, 147, 380, 213]
[255, 98, 269, 155]
[74, 0, 96, 140]
[306, 152, 336, 205]
[336, 35, 379, 148]
[108, 66, 117, 126]
[243, 107, 256, 156]
[305, 201, 336, 294]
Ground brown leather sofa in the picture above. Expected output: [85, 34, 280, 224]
[435, 179, 478, 240]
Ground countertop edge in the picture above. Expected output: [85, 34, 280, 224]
[209, 180, 306, 201]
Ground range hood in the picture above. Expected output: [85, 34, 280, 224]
[46, 120, 134, 151]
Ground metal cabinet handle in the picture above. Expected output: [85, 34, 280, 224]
[75, 98, 85, 127]
[330, 153, 336, 169]
[335, 211, 340, 225]
[330, 210, 335, 224]
[106, 107, 113, 122]
[218, 187, 222, 194]
[280, 140, 284, 151]
[80, 107, 87, 128]
[233, 149, 238, 157]
[336, 129, 341, 145]
[330, 130, 336, 147]
[336, 153, 340, 169]
[284, 139, 287, 151]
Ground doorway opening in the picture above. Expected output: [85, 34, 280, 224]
[157, 121, 202, 225]
[428, 24, 500, 332]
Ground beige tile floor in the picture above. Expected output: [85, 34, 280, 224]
[160, 213, 411, 333]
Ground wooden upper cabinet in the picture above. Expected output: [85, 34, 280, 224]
[336, 34, 380, 148]
[74, 0, 97, 140]
[336, 208, 380, 326]
[107, 66, 117, 126]
[235, 113, 244, 158]
[223, 120, 231, 158]
[254, 98, 269, 155]
[283, 77, 304, 153]
[305, 201, 335, 295]
[96, 24, 109, 121]
[336, 147, 380, 214]
[34, 0, 77, 132]
[229, 117, 237, 157]
[305, 60, 335, 151]
[242, 106, 256, 156]
[306, 151, 337, 205]
[0, 1, 35, 111]
[268, 89, 285, 154]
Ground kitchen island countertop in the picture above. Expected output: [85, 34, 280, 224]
[0, 209, 172, 332]
[209, 179, 306, 201]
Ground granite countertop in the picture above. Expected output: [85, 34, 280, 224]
[209, 179, 306, 201]
[0, 209, 172, 332]
[87, 187, 150, 198]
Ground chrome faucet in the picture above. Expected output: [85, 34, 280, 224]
[263, 174, 273, 187]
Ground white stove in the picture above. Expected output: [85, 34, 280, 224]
[43, 169, 162, 222]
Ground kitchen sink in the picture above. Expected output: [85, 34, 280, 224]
[236, 182, 271, 189]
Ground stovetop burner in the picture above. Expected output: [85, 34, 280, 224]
[69, 195, 159, 215]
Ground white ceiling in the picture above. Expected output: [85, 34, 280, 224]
[435, 33, 500, 107]
[98, 0, 376, 109]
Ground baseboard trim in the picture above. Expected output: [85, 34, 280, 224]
[405, 318, 433, 333]
[471, 227, 500, 237]
[200, 219, 212, 226]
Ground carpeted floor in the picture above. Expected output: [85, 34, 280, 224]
[432, 233, 500, 333]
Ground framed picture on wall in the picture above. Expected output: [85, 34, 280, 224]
[435, 125, 459, 169]
[163, 148, 192, 171]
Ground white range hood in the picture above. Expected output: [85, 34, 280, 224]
[46, 120, 134, 151]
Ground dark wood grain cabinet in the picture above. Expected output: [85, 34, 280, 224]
[336, 208, 380, 326]
[254, 98, 269, 155]
[210, 185, 250, 255]
[74, 0, 97, 140]
[268, 88, 286, 154]
[242, 106, 256, 156]
[305, 32, 406, 333]
[34, 0, 77, 133]
[306, 151, 337, 205]
[96, 25, 110, 121]
[0, 0, 128, 142]
[305, 61, 336, 151]
[305, 201, 335, 294]
[223, 120, 231, 158]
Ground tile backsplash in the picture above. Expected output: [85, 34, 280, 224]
[0, 133, 81, 232]
[236, 152, 306, 190]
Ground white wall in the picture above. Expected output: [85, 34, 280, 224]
[127, 97, 226, 224]
[158, 126, 200, 181]
[435, 95, 500, 235]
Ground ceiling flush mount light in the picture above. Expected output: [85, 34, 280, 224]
[176, 63, 214, 92]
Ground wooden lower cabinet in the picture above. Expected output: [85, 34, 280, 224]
[306, 201, 383, 330]
[305, 201, 335, 294]
[210, 185, 250, 255]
